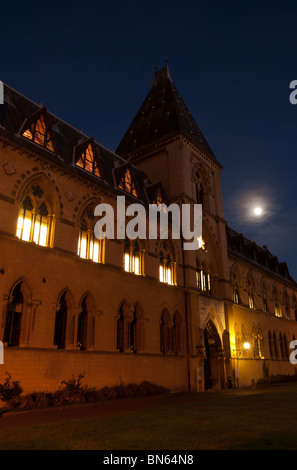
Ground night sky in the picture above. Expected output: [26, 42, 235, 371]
[2, 1, 297, 279]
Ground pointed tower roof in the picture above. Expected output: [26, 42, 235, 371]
[116, 62, 218, 163]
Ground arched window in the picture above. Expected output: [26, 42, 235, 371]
[284, 293, 291, 320]
[173, 312, 182, 355]
[159, 254, 176, 285]
[268, 331, 274, 359]
[262, 282, 269, 313]
[232, 271, 241, 305]
[16, 184, 54, 247]
[129, 304, 143, 353]
[160, 309, 172, 354]
[258, 329, 264, 358]
[252, 328, 259, 357]
[293, 296, 297, 321]
[241, 325, 248, 357]
[283, 333, 289, 360]
[54, 290, 74, 350]
[248, 279, 255, 309]
[195, 173, 204, 205]
[273, 331, 279, 359]
[159, 242, 176, 286]
[124, 239, 144, 275]
[78, 205, 105, 263]
[54, 292, 68, 350]
[273, 287, 281, 317]
[196, 261, 211, 294]
[117, 302, 134, 353]
[3, 282, 23, 347]
[279, 332, 284, 359]
[234, 323, 241, 354]
[77, 296, 88, 350]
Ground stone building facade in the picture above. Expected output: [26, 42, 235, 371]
[0, 64, 296, 393]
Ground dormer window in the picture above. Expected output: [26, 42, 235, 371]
[118, 168, 138, 197]
[76, 142, 101, 177]
[154, 188, 164, 206]
[22, 113, 54, 152]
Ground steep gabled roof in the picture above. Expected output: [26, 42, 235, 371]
[226, 225, 296, 285]
[0, 83, 165, 207]
[116, 63, 219, 163]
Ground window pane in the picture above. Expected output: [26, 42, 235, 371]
[93, 240, 99, 263]
[159, 264, 164, 282]
[80, 231, 87, 259]
[16, 208, 24, 239]
[134, 254, 140, 275]
[33, 214, 41, 244]
[39, 218, 48, 246]
[22, 211, 32, 241]
[125, 252, 130, 272]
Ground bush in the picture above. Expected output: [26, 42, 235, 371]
[59, 373, 85, 393]
[0, 372, 23, 403]
[257, 374, 297, 385]
[0, 372, 170, 412]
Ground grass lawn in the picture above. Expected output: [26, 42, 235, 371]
[1, 384, 297, 450]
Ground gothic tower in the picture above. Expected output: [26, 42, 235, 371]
[117, 63, 231, 390]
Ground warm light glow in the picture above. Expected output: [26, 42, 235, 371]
[243, 342, 250, 350]
[80, 232, 87, 259]
[93, 240, 99, 262]
[197, 236, 206, 250]
[167, 266, 172, 285]
[159, 264, 164, 282]
[22, 213, 32, 242]
[125, 252, 130, 272]
[134, 255, 140, 275]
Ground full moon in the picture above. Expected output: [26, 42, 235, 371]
[254, 207, 263, 216]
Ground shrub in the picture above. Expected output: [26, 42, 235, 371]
[257, 374, 297, 385]
[0, 372, 23, 403]
[0, 372, 170, 412]
[59, 373, 85, 393]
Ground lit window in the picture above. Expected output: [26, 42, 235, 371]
[16, 195, 52, 247]
[159, 255, 176, 285]
[196, 269, 211, 294]
[77, 205, 104, 263]
[248, 281, 255, 309]
[275, 303, 281, 317]
[22, 113, 54, 152]
[154, 188, 164, 206]
[76, 143, 101, 177]
[273, 288, 281, 317]
[124, 240, 143, 275]
[118, 168, 138, 197]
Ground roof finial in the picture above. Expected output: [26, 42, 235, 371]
[154, 65, 158, 72]
[165, 58, 168, 66]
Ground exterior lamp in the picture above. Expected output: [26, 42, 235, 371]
[243, 342, 250, 350]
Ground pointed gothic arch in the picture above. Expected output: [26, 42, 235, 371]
[3, 278, 33, 347]
[54, 289, 75, 350]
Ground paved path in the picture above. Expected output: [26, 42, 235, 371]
[0, 386, 281, 431]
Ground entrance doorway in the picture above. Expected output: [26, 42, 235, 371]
[204, 320, 225, 389]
